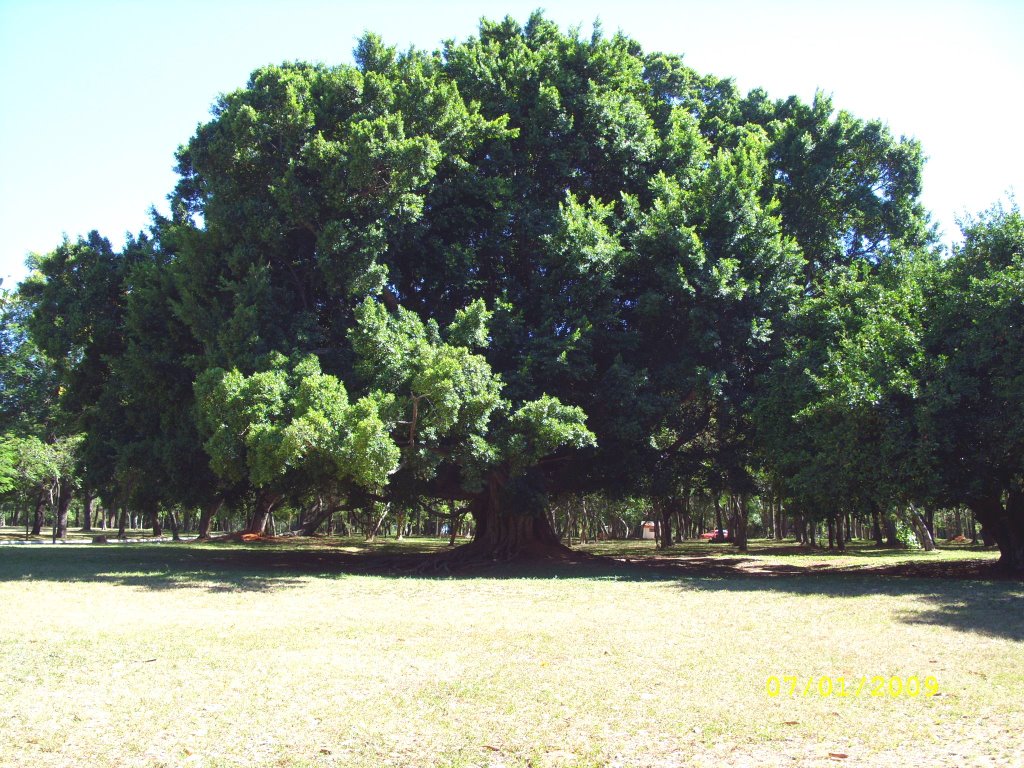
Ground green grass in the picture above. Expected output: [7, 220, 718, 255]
[0, 537, 1021, 767]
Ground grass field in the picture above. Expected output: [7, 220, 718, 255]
[0, 536, 1021, 767]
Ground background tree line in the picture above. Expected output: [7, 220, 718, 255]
[1, 13, 1020, 570]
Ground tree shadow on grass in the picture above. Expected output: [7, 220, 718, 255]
[1, 540, 1021, 640]
[0, 543, 364, 593]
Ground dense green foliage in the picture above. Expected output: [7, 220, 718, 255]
[4, 13, 1020, 569]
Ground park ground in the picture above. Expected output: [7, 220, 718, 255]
[0, 535, 1021, 767]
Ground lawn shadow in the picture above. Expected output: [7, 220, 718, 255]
[2, 539, 1021, 640]
[0, 543, 364, 593]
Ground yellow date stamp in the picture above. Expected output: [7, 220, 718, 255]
[766, 675, 939, 698]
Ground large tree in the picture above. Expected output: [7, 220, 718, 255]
[20, 13, 931, 562]
[921, 203, 1024, 571]
[161, 14, 816, 559]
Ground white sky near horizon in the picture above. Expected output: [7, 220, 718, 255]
[0, 0, 1021, 288]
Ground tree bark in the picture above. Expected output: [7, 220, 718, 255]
[117, 507, 127, 540]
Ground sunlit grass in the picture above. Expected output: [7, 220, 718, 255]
[0, 540, 1020, 767]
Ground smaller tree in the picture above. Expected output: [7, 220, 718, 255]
[195, 353, 399, 535]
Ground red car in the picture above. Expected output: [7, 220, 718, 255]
[700, 529, 729, 542]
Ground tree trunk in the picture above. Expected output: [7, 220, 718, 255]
[836, 512, 845, 553]
[150, 504, 163, 538]
[247, 491, 282, 535]
[53, 483, 73, 542]
[196, 499, 222, 539]
[80, 492, 93, 532]
[168, 508, 181, 541]
[659, 501, 673, 549]
[117, 507, 128, 540]
[300, 502, 335, 536]
[972, 490, 1024, 573]
[448, 501, 460, 546]
[30, 488, 48, 536]
[871, 507, 884, 546]
[735, 494, 749, 552]
[468, 497, 568, 560]
[364, 505, 388, 542]
[424, 476, 573, 568]
[908, 506, 935, 551]
[884, 516, 900, 547]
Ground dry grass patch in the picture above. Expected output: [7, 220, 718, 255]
[0, 541, 1020, 767]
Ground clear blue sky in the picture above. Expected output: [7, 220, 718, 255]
[1, 0, 1021, 287]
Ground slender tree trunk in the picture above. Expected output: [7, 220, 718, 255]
[735, 494, 749, 552]
[908, 506, 935, 551]
[150, 504, 163, 538]
[836, 512, 845, 553]
[30, 488, 47, 536]
[117, 507, 128, 540]
[713, 496, 724, 540]
[884, 516, 900, 547]
[53, 483, 72, 542]
[659, 500, 673, 549]
[80, 492, 93, 532]
[168, 509, 181, 541]
[924, 508, 935, 541]
[448, 501, 459, 546]
[365, 506, 388, 542]
[872, 507, 884, 545]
